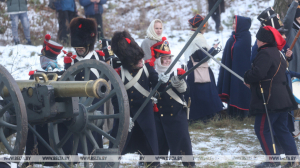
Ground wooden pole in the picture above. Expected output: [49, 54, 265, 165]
[290, 28, 300, 50]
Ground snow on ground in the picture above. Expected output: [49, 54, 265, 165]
[3, 0, 300, 167]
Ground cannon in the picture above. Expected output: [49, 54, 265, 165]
[0, 59, 129, 168]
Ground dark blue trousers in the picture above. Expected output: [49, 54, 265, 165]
[255, 113, 298, 155]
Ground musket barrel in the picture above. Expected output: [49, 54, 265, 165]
[2, 79, 110, 99]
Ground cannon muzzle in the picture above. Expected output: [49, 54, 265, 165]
[2, 72, 110, 99]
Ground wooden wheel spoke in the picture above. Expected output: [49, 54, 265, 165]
[87, 90, 116, 112]
[85, 130, 99, 149]
[80, 134, 88, 155]
[88, 114, 120, 120]
[83, 97, 94, 106]
[57, 131, 72, 148]
[0, 120, 17, 130]
[0, 102, 13, 117]
[0, 82, 4, 92]
[71, 135, 79, 155]
[0, 128, 13, 153]
[68, 76, 75, 81]
[84, 68, 91, 81]
[87, 123, 116, 144]
[99, 72, 105, 79]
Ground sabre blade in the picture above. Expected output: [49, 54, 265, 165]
[195, 43, 244, 82]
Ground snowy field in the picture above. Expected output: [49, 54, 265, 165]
[3, 0, 300, 167]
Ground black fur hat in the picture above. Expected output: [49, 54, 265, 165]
[111, 30, 144, 71]
[256, 27, 275, 44]
[257, 7, 283, 29]
[70, 17, 97, 51]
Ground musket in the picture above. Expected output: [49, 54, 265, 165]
[290, 28, 300, 50]
[131, 0, 224, 123]
[194, 44, 277, 154]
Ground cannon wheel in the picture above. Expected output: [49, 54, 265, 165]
[0, 65, 28, 155]
[48, 60, 129, 166]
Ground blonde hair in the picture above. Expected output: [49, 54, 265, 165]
[154, 20, 163, 25]
[146, 19, 164, 41]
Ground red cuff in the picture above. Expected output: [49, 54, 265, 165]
[64, 56, 73, 64]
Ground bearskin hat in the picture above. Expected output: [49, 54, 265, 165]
[257, 7, 283, 29]
[70, 17, 97, 51]
[111, 30, 144, 71]
[41, 34, 63, 60]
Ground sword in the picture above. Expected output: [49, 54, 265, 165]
[195, 43, 244, 82]
[259, 83, 276, 154]
[194, 44, 278, 154]
[131, 0, 224, 123]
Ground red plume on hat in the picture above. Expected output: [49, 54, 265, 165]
[41, 34, 63, 58]
[263, 26, 286, 50]
[145, 36, 170, 66]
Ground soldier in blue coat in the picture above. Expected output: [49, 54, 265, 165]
[152, 40, 195, 167]
[64, 17, 105, 70]
[109, 30, 169, 167]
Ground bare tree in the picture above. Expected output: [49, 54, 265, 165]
[273, 0, 294, 19]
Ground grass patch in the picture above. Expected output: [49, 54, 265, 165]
[189, 115, 255, 132]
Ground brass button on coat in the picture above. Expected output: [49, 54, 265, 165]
[131, 99, 133, 102]
[131, 91, 133, 93]
[161, 114, 163, 117]
[160, 106, 162, 108]
[171, 106, 173, 108]
[170, 97, 172, 99]
[170, 113, 173, 116]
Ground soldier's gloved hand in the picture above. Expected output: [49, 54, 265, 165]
[171, 76, 187, 93]
[64, 52, 77, 64]
[159, 73, 170, 83]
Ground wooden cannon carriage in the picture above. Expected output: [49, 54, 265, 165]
[0, 60, 129, 168]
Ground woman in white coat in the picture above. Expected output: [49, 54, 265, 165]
[141, 19, 163, 60]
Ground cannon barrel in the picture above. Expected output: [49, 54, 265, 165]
[2, 72, 110, 99]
